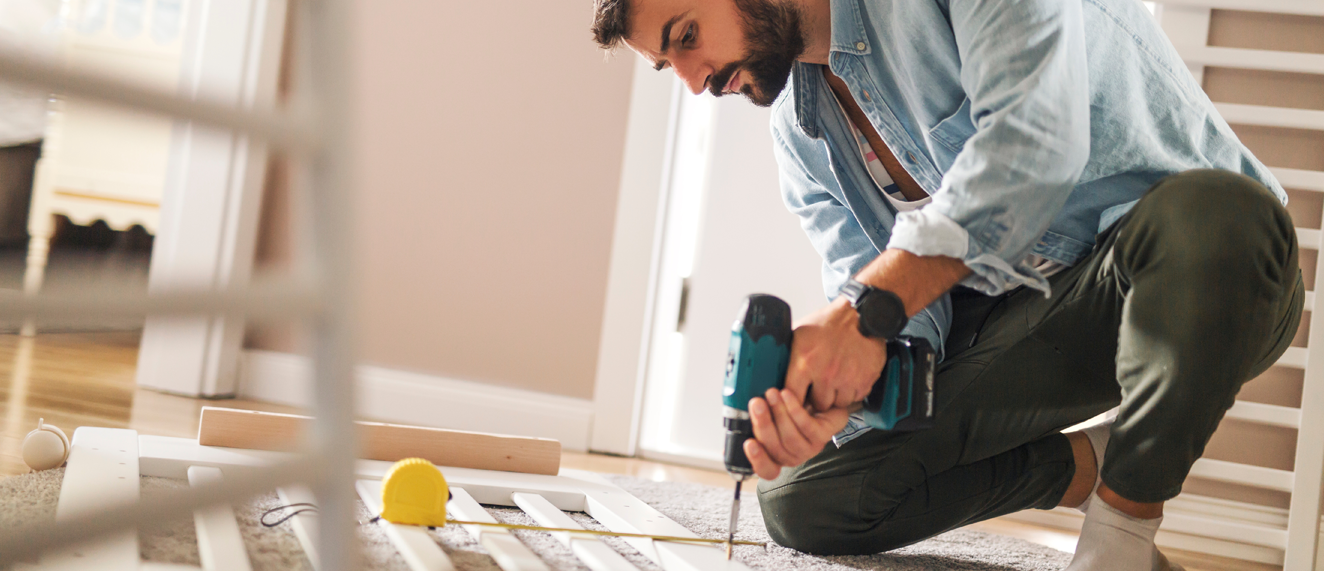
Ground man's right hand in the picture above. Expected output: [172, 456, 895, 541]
[743, 388, 852, 480]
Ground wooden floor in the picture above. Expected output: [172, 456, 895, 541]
[0, 332, 1277, 571]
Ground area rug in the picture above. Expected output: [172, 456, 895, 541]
[0, 468, 1071, 570]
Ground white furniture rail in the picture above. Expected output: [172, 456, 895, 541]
[0, 0, 357, 567]
[1006, 3, 1324, 569]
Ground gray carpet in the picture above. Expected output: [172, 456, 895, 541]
[0, 468, 1071, 570]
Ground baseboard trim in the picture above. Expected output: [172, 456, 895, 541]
[237, 350, 594, 451]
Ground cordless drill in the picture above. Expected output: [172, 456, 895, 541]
[719, 293, 936, 557]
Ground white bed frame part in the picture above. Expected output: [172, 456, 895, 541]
[0, 0, 361, 568]
[10, 426, 754, 571]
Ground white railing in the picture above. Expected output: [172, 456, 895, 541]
[0, 0, 359, 569]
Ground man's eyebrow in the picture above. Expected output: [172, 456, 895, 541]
[659, 14, 682, 56]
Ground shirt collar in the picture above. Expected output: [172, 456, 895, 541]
[791, 0, 872, 138]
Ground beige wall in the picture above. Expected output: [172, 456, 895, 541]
[1184, 9, 1324, 509]
[249, 0, 636, 401]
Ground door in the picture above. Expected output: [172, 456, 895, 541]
[638, 94, 828, 465]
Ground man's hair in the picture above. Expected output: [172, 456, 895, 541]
[591, 0, 632, 51]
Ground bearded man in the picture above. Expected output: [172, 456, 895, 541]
[590, 1, 1302, 569]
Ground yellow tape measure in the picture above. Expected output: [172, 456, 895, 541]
[378, 458, 762, 548]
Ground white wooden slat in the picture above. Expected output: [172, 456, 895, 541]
[577, 475, 756, 571]
[1214, 102, 1324, 132]
[511, 492, 638, 571]
[449, 487, 550, 571]
[41, 427, 140, 571]
[276, 486, 320, 571]
[188, 467, 252, 571]
[1225, 400, 1302, 429]
[1163, 511, 1289, 550]
[1297, 228, 1320, 251]
[1273, 167, 1324, 193]
[1190, 458, 1295, 492]
[1176, 45, 1324, 76]
[1306, 290, 1315, 312]
[355, 480, 455, 571]
[1279, 347, 1308, 369]
[1157, 0, 1324, 17]
[1159, 4, 1213, 84]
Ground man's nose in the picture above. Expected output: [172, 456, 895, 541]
[673, 59, 711, 95]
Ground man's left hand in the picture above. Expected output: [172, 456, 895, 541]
[785, 298, 888, 411]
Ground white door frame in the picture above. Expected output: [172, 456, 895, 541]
[588, 60, 679, 455]
[134, 0, 288, 397]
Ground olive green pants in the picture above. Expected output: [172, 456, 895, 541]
[757, 169, 1305, 555]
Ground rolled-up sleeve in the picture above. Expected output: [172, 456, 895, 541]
[774, 130, 951, 361]
[886, 0, 1091, 296]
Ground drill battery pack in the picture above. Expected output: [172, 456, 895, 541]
[860, 336, 937, 431]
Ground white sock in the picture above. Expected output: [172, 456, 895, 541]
[1072, 420, 1111, 513]
[1065, 494, 1164, 571]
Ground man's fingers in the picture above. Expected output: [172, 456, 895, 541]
[781, 389, 842, 444]
[748, 397, 795, 467]
[765, 389, 813, 460]
[744, 439, 782, 481]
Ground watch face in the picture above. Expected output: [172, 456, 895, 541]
[858, 291, 906, 339]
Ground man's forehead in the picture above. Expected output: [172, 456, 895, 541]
[625, 0, 692, 54]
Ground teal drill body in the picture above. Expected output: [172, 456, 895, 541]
[720, 294, 937, 478]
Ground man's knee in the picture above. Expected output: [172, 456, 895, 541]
[1124, 169, 1294, 274]
[757, 475, 909, 555]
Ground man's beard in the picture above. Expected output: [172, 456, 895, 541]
[710, 0, 807, 107]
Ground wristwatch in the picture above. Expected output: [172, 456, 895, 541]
[838, 278, 908, 340]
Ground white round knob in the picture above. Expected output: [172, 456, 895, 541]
[22, 419, 70, 471]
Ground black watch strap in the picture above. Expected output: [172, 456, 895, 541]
[840, 278, 908, 340]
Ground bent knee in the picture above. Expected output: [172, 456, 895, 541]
[758, 477, 912, 555]
[1127, 169, 1294, 272]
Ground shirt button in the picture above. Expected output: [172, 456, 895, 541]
[863, 90, 871, 101]
[907, 152, 917, 163]
[856, 42, 867, 51]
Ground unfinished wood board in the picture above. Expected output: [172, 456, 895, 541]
[511, 492, 638, 571]
[355, 479, 456, 571]
[42, 427, 140, 571]
[197, 407, 561, 475]
[188, 466, 252, 571]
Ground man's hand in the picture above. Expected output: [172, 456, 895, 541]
[744, 388, 852, 480]
[786, 298, 889, 411]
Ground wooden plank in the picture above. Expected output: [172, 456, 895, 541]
[1190, 458, 1294, 492]
[355, 480, 456, 571]
[1298, 228, 1320, 251]
[277, 486, 321, 571]
[1176, 45, 1324, 76]
[138, 436, 588, 510]
[197, 407, 561, 475]
[1279, 347, 1308, 369]
[511, 492, 638, 571]
[1225, 400, 1302, 429]
[187, 467, 252, 571]
[1272, 168, 1324, 193]
[448, 488, 550, 571]
[1214, 103, 1324, 132]
[1158, 0, 1324, 17]
[41, 427, 140, 571]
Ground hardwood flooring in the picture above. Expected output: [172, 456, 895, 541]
[0, 332, 1279, 570]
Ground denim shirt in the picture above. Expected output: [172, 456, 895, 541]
[772, 0, 1287, 445]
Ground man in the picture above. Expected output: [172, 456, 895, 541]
[591, 0, 1302, 569]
